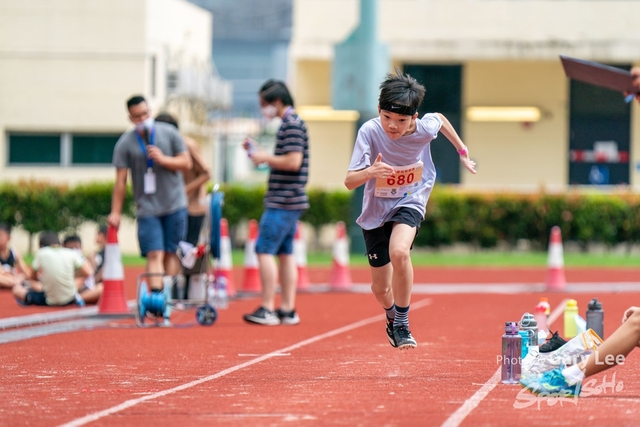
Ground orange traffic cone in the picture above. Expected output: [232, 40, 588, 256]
[546, 226, 566, 291]
[98, 225, 130, 314]
[330, 221, 352, 290]
[241, 219, 261, 293]
[215, 218, 235, 297]
[294, 221, 309, 291]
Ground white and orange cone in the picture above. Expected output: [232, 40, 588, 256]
[330, 221, 352, 290]
[215, 218, 235, 297]
[97, 225, 130, 314]
[241, 219, 261, 293]
[294, 221, 309, 291]
[546, 226, 566, 291]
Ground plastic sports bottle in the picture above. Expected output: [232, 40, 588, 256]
[533, 303, 548, 344]
[207, 273, 216, 307]
[518, 313, 538, 358]
[216, 276, 229, 309]
[564, 299, 579, 339]
[539, 297, 551, 317]
[586, 298, 604, 339]
[501, 322, 522, 384]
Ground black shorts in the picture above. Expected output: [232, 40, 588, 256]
[362, 207, 422, 267]
[24, 290, 48, 306]
[24, 290, 75, 306]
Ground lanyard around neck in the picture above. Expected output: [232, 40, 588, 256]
[134, 128, 155, 169]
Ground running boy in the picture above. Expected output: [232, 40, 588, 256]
[344, 69, 476, 349]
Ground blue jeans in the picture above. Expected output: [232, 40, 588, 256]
[255, 208, 304, 255]
[137, 208, 187, 256]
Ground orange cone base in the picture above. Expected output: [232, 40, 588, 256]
[330, 264, 352, 291]
[98, 279, 130, 314]
[241, 269, 262, 293]
[546, 268, 567, 292]
[297, 266, 310, 291]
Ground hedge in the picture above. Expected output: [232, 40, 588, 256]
[2, 180, 640, 251]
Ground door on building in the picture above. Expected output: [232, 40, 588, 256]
[402, 64, 462, 184]
[569, 68, 631, 185]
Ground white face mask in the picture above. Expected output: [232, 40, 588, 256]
[261, 104, 278, 120]
[135, 117, 154, 132]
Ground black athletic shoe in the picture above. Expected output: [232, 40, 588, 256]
[243, 306, 280, 325]
[539, 331, 568, 353]
[276, 308, 300, 325]
[393, 325, 417, 349]
[386, 319, 397, 347]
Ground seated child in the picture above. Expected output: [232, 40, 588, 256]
[0, 223, 31, 289]
[62, 234, 104, 305]
[13, 231, 95, 306]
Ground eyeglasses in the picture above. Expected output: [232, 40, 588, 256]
[130, 109, 150, 121]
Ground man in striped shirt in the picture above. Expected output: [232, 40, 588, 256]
[242, 80, 310, 326]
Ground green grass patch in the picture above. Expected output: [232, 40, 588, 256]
[23, 250, 640, 268]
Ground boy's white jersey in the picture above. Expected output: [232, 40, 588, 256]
[348, 113, 443, 230]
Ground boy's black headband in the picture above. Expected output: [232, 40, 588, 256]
[379, 102, 417, 116]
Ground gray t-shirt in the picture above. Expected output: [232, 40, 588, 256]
[348, 113, 443, 230]
[112, 122, 188, 217]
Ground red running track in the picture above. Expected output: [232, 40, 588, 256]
[0, 267, 639, 426]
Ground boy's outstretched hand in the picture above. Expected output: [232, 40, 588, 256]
[368, 153, 395, 179]
[460, 154, 477, 174]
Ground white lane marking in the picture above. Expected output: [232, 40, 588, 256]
[58, 298, 432, 427]
[440, 299, 568, 427]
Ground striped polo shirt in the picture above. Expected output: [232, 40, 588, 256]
[264, 111, 310, 210]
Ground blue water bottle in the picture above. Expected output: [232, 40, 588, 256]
[501, 321, 522, 384]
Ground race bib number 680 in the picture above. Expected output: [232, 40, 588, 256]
[374, 161, 423, 198]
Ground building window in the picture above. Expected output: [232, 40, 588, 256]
[8, 133, 61, 164]
[7, 132, 119, 166]
[72, 134, 119, 165]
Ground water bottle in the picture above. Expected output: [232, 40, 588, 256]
[518, 313, 538, 358]
[586, 298, 604, 339]
[533, 303, 548, 344]
[564, 299, 579, 339]
[216, 276, 229, 309]
[501, 321, 522, 384]
[207, 273, 216, 307]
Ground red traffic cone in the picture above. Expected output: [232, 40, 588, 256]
[546, 226, 566, 291]
[215, 218, 235, 297]
[241, 219, 261, 293]
[98, 225, 130, 314]
[294, 221, 309, 291]
[330, 221, 352, 290]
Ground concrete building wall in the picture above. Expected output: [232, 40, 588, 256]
[463, 61, 569, 188]
[289, 0, 640, 190]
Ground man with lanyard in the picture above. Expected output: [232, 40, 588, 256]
[108, 95, 191, 299]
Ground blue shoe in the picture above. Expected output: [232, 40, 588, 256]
[520, 368, 581, 397]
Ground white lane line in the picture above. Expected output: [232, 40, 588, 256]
[440, 299, 568, 427]
[58, 298, 433, 427]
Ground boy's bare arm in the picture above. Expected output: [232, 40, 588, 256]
[435, 113, 477, 174]
[77, 260, 93, 279]
[344, 153, 395, 190]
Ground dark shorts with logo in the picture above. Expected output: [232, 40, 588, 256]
[362, 207, 422, 268]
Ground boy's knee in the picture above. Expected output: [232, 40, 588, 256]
[389, 247, 410, 265]
[370, 282, 391, 298]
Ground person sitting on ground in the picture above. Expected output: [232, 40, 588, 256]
[521, 306, 640, 396]
[92, 225, 107, 285]
[0, 223, 31, 289]
[62, 234, 104, 304]
[13, 231, 95, 306]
